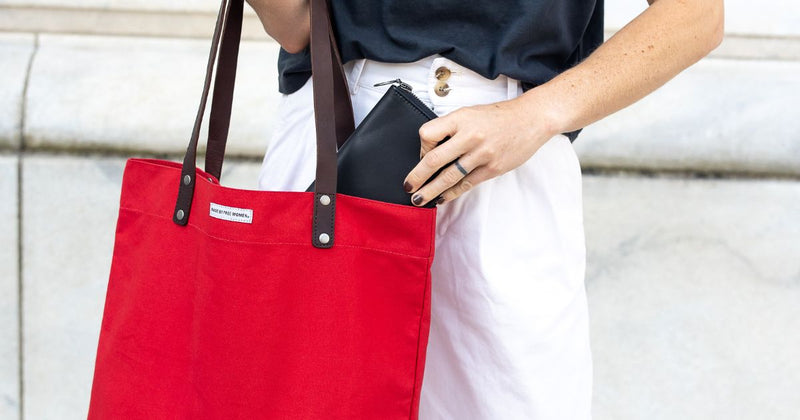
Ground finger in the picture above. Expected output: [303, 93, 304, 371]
[404, 131, 472, 193]
[438, 165, 494, 204]
[410, 152, 481, 207]
[418, 114, 458, 156]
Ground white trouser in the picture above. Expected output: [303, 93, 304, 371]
[258, 55, 592, 420]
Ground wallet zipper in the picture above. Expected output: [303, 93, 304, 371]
[373, 79, 437, 120]
[374, 78, 413, 92]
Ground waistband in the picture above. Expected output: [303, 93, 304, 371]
[344, 55, 522, 107]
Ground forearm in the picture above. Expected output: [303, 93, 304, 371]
[523, 0, 725, 136]
[247, 0, 310, 53]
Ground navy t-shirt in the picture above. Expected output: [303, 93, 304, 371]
[278, 1, 605, 140]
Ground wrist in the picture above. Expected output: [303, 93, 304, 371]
[513, 84, 570, 140]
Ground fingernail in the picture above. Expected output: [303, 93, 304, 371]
[403, 181, 413, 192]
[412, 194, 423, 206]
[435, 196, 445, 205]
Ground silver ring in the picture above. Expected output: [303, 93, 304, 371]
[454, 159, 469, 176]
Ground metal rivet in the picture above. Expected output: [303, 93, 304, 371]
[319, 194, 331, 206]
[176, 209, 185, 220]
[318, 233, 330, 244]
[183, 174, 192, 185]
[207, 177, 214, 182]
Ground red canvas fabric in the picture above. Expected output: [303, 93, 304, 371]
[88, 158, 436, 418]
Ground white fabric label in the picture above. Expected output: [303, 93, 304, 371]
[209, 202, 253, 224]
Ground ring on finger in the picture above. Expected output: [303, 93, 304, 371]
[453, 159, 469, 176]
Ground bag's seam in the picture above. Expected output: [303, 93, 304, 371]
[329, 195, 336, 244]
[313, 193, 320, 246]
[409, 207, 436, 417]
[119, 206, 433, 260]
[427, 209, 437, 260]
[408, 261, 432, 419]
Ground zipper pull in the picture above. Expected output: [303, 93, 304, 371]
[373, 79, 413, 92]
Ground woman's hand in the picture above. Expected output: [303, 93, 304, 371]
[404, 0, 724, 207]
[403, 95, 558, 207]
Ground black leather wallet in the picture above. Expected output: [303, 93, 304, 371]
[307, 84, 448, 208]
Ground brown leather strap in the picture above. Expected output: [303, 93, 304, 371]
[173, 0, 233, 226]
[173, 0, 355, 250]
[309, 0, 354, 248]
[326, 8, 356, 150]
[203, 0, 243, 180]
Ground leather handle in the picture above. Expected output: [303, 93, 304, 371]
[172, 0, 240, 226]
[308, 0, 355, 248]
[203, 0, 243, 181]
[172, 0, 355, 250]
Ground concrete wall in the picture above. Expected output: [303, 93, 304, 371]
[0, 1, 798, 419]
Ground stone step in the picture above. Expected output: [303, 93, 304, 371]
[0, 33, 34, 148]
[0, 0, 222, 13]
[711, 34, 800, 61]
[23, 33, 279, 158]
[605, 0, 800, 38]
[0, 154, 19, 420]
[2, 1, 799, 59]
[12, 32, 799, 177]
[574, 57, 800, 177]
[603, 1, 800, 61]
[584, 173, 800, 420]
[4, 0, 798, 38]
[0, 4, 266, 40]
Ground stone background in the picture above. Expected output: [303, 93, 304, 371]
[0, 1, 798, 419]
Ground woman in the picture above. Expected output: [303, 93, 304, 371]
[248, 0, 724, 418]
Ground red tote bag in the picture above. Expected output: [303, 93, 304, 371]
[87, 0, 436, 418]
